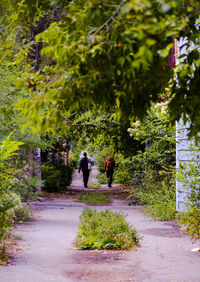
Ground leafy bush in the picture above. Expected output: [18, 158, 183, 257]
[13, 203, 32, 223]
[108, 155, 140, 186]
[69, 149, 79, 168]
[114, 159, 132, 185]
[75, 208, 140, 250]
[41, 161, 73, 192]
[126, 103, 176, 189]
[77, 192, 110, 205]
[177, 155, 200, 239]
[178, 206, 200, 239]
[128, 189, 150, 206]
[129, 179, 177, 221]
[0, 192, 21, 242]
[128, 103, 176, 171]
[11, 175, 44, 201]
[144, 188, 177, 221]
[0, 135, 23, 246]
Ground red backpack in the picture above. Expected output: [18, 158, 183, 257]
[106, 159, 114, 171]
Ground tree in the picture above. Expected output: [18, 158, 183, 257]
[128, 101, 176, 171]
[0, 0, 199, 136]
[66, 109, 142, 156]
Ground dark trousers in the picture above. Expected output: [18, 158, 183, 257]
[106, 170, 113, 187]
[83, 170, 89, 187]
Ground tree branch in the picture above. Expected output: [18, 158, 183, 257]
[92, 0, 127, 37]
[72, 119, 118, 127]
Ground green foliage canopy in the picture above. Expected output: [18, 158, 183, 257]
[0, 0, 200, 136]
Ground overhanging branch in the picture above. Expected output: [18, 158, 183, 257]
[91, 0, 127, 38]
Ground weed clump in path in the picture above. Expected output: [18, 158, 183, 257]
[77, 191, 110, 205]
[75, 207, 140, 250]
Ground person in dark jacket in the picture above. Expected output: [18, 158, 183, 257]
[78, 152, 90, 188]
[104, 156, 115, 187]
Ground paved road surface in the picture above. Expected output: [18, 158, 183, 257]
[0, 197, 200, 282]
[0, 168, 200, 281]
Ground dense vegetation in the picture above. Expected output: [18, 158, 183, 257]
[76, 208, 140, 250]
[91, 102, 177, 221]
[177, 153, 200, 240]
[42, 161, 73, 192]
[0, 0, 200, 135]
[0, 136, 32, 261]
[0, 0, 200, 255]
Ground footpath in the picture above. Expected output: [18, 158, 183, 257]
[69, 166, 129, 193]
[0, 167, 200, 282]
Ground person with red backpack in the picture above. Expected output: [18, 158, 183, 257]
[104, 156, 115, 187]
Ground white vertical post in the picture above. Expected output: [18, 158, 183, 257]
[176, 121, 198, 211]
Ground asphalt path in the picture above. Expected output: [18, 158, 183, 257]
[0, 169, 200, 282]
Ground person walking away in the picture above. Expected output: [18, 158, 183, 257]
[78, 152, 90, 188]
[104, 156, 115, 187]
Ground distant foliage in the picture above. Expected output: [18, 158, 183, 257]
[41, 161, 73, 192]
[69, 149, 79, 169]
[76, 208, 140, 250]
[113, 154, 133, 185]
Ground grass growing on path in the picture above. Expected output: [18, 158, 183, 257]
[77, 191, 110, 205]
[98, 172, 107, 184]
[89, 184, 101, 189]
[75, 207, 140, 250]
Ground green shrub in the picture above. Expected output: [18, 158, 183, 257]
[77, 192, 110, 205]
[13, 203, 32, 223]
[129, 189, 150, 206]
[178, 206, 200, 240]
[144, 191, 177, 221]
[177, 156, 200, 239]
[69, 149, 80, 169]
[129, 180, 177, 221]
[76, 208, 140, 250]
[41, 161, 73, 192]
[0, 135, 23, 247]
[11, 175, 44, 201]
[114, 169, 132, 185]
[0, 192, 21, 242]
